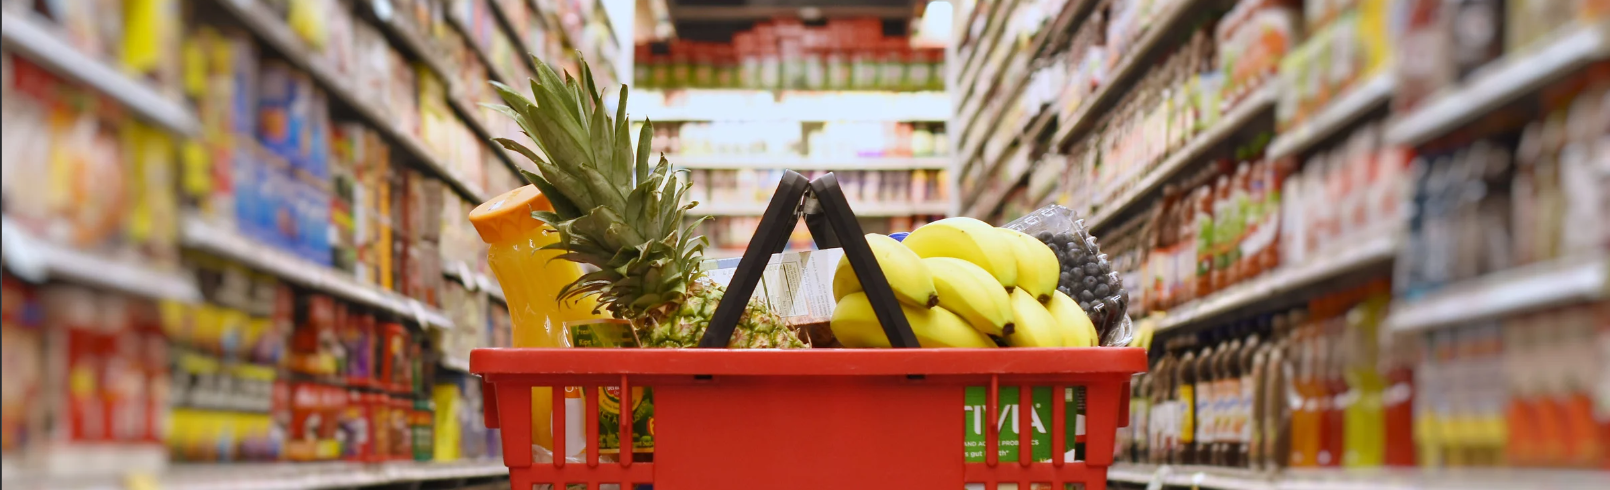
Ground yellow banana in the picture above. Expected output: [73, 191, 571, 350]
[998, 228, 1060, 303]
[1046, 290, 1095, 347]
[924, 257, 1015, 337]
[1004, 288, 1063, 347]
[902, 217, 1019, 291]
[832, 233, 939, 308]
[831, 292, 997, 348]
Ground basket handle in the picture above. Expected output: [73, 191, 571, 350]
[697, 172, 919, 348]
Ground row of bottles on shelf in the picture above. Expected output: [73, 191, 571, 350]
[698, 215, 948, 256]
[2, 19, 527, 305]
[1398, 70, 1610, 297]
[995, 0, 1610, 220]
[633, 18, 944, 92]
[0, 264, 508, 468]
[641, 121, 950, 160]
[1121, 279, 1609, 470]
[1081, 61, 1608, 316]
[687, 169, 951, 211]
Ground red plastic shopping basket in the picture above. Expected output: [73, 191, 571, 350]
[471, 172, 1147, 489]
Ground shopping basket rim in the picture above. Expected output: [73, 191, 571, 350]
[469, 347, 1148, 376]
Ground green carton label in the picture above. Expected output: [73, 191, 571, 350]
[569, 321, 654, 454]
[964, 387, 1085, 463]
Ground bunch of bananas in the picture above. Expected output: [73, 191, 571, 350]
[829, 218, 1100, 348]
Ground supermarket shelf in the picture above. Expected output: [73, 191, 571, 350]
[1108, 463, 1610, 490]
[1266, 73, 1395, 160]
[209, 0, 488, 203]
[691, 201, 949, 217]
[1050, 0, 1201, 149]
[1385, 252, 1608, 333]
[954, 0, 1023, 145]
[2, 460, 510, 490]
[955, 0, 1014, 98]
[962, 145, 1028, 218]
[180, 216, 455, 330]
[0, 11, 200, 137]
[1108, 464, 1273, 490]
[1, 217, 202, 303]
[670, 155, 951, 171]
[632, 89, 950, 122]
[441, 354, 472, 374]
[355, 0, 455, 88]
[1387, 21, 1610, 147]
[442, 260, 505, 303]
[1083, 84, 1279, 232]
[954, 0, 1090, 171]
[1156, 230, 1399, 334]
[446, 8, 517, 86]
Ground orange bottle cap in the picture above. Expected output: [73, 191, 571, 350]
[469, 185, 555, 244]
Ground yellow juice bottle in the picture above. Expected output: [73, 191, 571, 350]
[470, 185, 606, 453]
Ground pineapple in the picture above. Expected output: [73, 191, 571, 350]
[485, 57, 804, 349]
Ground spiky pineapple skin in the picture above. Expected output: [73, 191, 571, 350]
[643, 279, 805, 349]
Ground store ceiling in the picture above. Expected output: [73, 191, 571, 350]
[668, 0, 922, 41]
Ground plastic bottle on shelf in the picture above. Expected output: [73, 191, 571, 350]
[1290, 309, 1323, 467]
[1151, 339, 1177, 464]
[1194, 184, 1217, 303]
[1343, 284, 1389, 468]
[1236, 320, 1264, 468]
[1384, 329, 1418, 467]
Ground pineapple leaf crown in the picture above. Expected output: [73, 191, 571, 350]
[484, 56, 708, 322]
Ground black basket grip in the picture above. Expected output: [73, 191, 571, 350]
[697, 171, 811, 348]
[809, 174, 921, 348]
[801, 193, 840, 249]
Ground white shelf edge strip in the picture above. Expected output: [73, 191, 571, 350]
[631, 90, 950, 122]
[1385, 251, 1608, 333]
[1, 216, 202, 303]
[1083, 83, 1280, 232]
[692, 201, 949, 217]
[1387, 21, 1610, 147]
[165, 460, 507, 490]
[180, 216, 454, 330]
[1052, 0, 1200, 148]
[1108, 463, 1610, 490]
[1157, 231, 1399, 333]
[1267, 73, 1395, 160]
[209, 0, 487, 203]
[670, 155, 951, 170]
[0, 12, 201, 137]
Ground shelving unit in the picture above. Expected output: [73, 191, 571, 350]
[1047, 0, 1200, 149]
[1107, 463, 1610, 490]
[632, 89, 950, 122]
[207, 0, 489, 203]
[1386, 21, 1610, 147]
[671, 155, 950, 171]
[1385, 252, 1608, 333]
[692, 201, 949, 217]
[1082, 84, 1279, 232]
[1155, 230, 1399, 334]
[180, 217, 456, 330]
[0, 12, 201, 137]
[1, 217, 202, 303]
[954, 0, 1092, 183]
[1265, 74, 1394, 160]
[0, 459, 509, 490]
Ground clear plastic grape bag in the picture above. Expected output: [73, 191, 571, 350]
[1002, 204, 1134, 347]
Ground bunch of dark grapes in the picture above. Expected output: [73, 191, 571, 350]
[1036, 229, 1128, 341]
